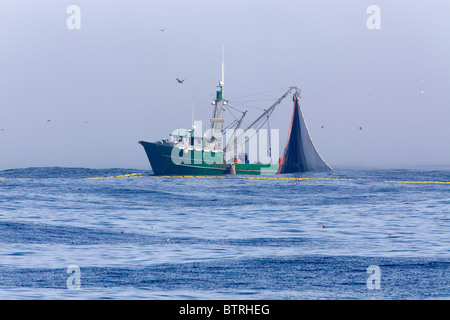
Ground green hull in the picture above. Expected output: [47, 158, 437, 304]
[139, 141, 278, 176]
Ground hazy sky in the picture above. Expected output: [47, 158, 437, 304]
[0, 0, 449, 170]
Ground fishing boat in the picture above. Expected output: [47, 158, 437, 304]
[139, 60, 331, 176]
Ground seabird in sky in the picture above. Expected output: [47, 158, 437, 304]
[359, 126, 363, 131]
[176, 78, 185, 84]
[160, 28, 166, 32]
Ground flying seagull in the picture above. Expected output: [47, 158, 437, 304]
[160, 28, 166, 32]
[46, 120, 51, 123]
[359, 126, 363, 131]
[176, 78, 185, 84]
[419, 89, 425, 95]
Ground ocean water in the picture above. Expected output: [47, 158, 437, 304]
[0, 167, 448, 300]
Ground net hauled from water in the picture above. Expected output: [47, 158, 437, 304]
[278, 93, 332, 173]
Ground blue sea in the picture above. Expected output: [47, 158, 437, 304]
[0, 167, 448, 300]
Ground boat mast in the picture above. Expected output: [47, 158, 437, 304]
[221, 46, 225, 96]
[210, 46, 226, 149]
[191, 97, 195, 128]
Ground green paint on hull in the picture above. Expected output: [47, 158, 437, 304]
[234, 163, 279, 175]
[139, 141, 278, 176]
